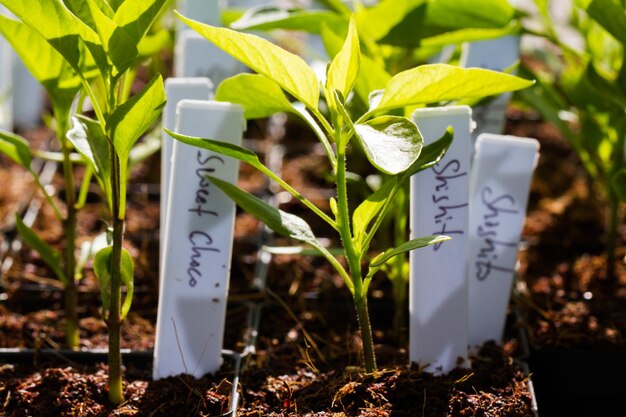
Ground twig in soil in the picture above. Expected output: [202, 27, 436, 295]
[171, 317, 189, 375]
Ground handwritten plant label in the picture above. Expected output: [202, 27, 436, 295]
[410, 106, 472, 373]
[468, 134, 539, 348]
[154, 100, 245, 380]
[160, 78, 214, 261]
[174, 30, 244, 86]
[461, 36, 520, 142]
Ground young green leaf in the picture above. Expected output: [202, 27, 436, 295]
[586, 0, 626, 45]
[230, 6, 347, 34]
[0, 0, 107, 77]
[176, 12, 320, 110]
[215, 74, 294, 119]
[374, 64, 534, 112]
[67, 115, 113, 204]
[208, 175, 322, 249]
[15, 215, 68, 285]
[0, 130, 33, 169]
[108, 74, 166, 215]
[326, 17, 360, 100]
[93, 246, 134, 320]
[113, 0, 172, 47]
[353, 116, 423, 175]
[370, 235, 451, 269]
[0, 14, 81, 113]
[65, 0, 115, 30]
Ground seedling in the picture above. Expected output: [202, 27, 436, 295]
[520, 0, 626, 282]
[168, 14, 533, 372]
[0, 0, 169, 404]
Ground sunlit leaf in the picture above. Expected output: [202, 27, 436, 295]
[375, 64, 534, 112]
[0, 130, 32, 169]
[354, 116, 423, 175]
[370, 235, 450, 269]
[177, 12, 320, 109]
[587, 0, 626, 44]
[93, 246, 134, 320]
[215, 74, 294, 119]
[230, 5, 347, 34]
[327, 17, 360, 101]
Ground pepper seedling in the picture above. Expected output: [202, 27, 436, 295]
[167, 14, 533, 372]
[0, 0, 170, 404]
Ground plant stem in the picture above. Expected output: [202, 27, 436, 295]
[57, 113, 79, 349]
[336, 149, 376, 373]
[108, 147, 124, 405]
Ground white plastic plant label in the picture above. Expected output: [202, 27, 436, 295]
[409, 106, 472, 374]
[12, 56, 44, 129]
[174, 31, 244, 86]
[177, 0, 221, 33]
[461, 36, 520, 141]
[0, 29, 12, 131]
[468, 134, 539, 348]
[160, 78, 214, 261]
[154, 100, 245, 380]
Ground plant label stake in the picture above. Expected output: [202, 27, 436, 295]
[410, 106, 472, 374]
[461, 36, 520, 143]
[177, 0, 220, 33]
[0, 20, 11, 131]
[160, 78, 214, 263]
[154, 100, 245, 380]
[468, 134, 539, 348]
[174, 30, 244, 86]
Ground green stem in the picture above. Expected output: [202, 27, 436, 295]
[108, 148, 124, 405]
[57, 113, 79, 349]
[336, 146, 376, 372]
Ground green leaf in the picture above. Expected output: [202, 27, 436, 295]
[230, 5, 347, 34]
[86, 0, 138, 75]
[15, 214, 68, 285]
[321, 24, 390, 105]
[93, 246, 134, 320]
[215, 74, 294, 119]
[108, 75, 166, 215]
[375, 64, 534, 112]
[67, 115, 113, 205]
[370, 235, 451, 269]
[177, 12, 320, 110]
[208, 175, 321, 249]
[613, 169, 626, 202]
[0, 130, 32, 168]
[424, 0, 514, 31]
[1, 0, 107, 77]
[352, 127, 453, 243]
[65, 0, 114, 30]
[0, 14, 81, 113]
[587, 0, 626, 44]
[113, 0, 172, 47]
[326, 17, 360, 101]
[353, 116, 423, 175]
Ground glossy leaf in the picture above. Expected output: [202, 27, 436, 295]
[230, 5, 347, 34]
[403, 126, 454, 177]
[370, 235, 451, 269]
[65, 0, 114, 30]
[177, 12, 320, 110]
[587, 0, 626, 44]
[108, 75, 166, 214]
[114, 0, 172, 47]
[67, 115, 113, 204]
[353, 116, 423, 175]
[15, 215, 68, 284]
[215, 74, 294, 119]
[94, 246, 134, 320]
[0, 130, 32, 169]
[208, 175, 322, 249]
[375, 64, 534, 112]
[0, 14, 81, 112]
[326, 17, 360, 101]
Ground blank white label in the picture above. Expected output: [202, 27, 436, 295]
[174, 31, 244, 86]
[177, 0, 220, 32]
[461, 36, 520, 141]
[410, 106, 472, 374]
[154, 100, 245, 379]
[468, 134, 539, 348]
